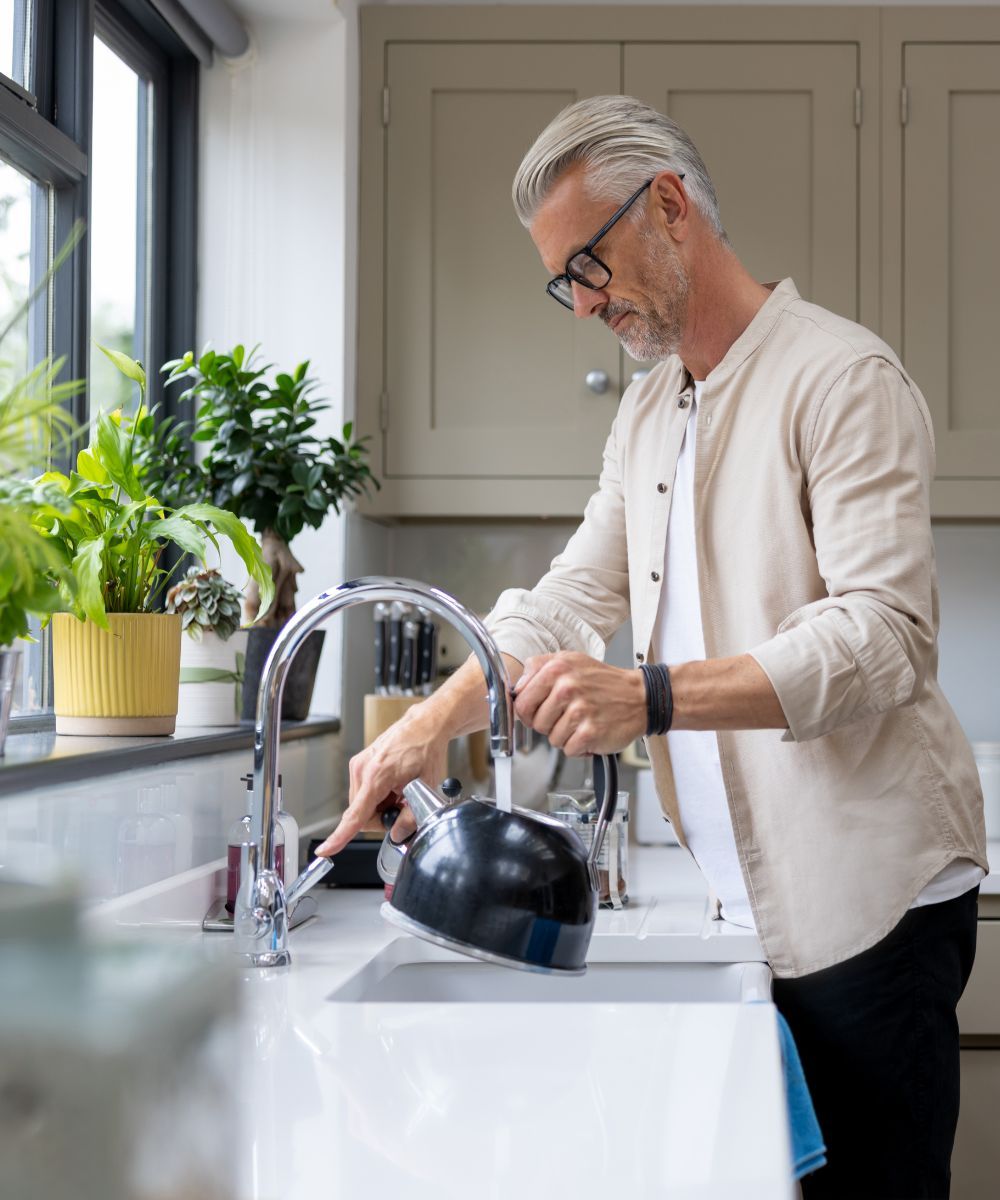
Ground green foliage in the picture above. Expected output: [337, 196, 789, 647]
[0, 220, 88, 646]
[0, 480, 74, 646]
[136, 345, 379, 545]
[166, 566, 244, 641]
[31, 349, 275, 629]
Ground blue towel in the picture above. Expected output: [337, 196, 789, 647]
[775, 1010, 827, 1180]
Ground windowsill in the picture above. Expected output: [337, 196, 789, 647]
[0, 715, 341, 796]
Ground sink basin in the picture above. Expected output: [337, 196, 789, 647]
[328, 936, 772, 1004]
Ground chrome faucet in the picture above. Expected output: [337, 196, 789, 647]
[234, 577, 514, 968]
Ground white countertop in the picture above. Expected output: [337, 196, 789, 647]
[202, 845, 792, 1200]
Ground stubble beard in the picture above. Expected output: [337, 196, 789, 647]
[603, 232, 690, 362]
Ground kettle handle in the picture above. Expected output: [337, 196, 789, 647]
[588, 754, 619, 871]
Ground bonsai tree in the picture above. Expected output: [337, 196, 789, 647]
[136, 344, 378, 628]
[33, 347, 275, 627]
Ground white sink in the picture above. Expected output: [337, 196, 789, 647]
[328, 936, 772, 1004]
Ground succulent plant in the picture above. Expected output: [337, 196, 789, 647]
[166, 567, 244, 642]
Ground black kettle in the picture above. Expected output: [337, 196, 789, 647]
[378, 754, 618, 974]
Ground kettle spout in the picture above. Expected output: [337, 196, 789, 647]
[402, 778, 448, 827]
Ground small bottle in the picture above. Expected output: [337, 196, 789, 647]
[275, 773, 299, 886]
[226, 774, 285, 914]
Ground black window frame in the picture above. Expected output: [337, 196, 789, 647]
[0, 0, 198, 728]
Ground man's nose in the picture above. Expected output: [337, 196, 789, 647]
[572, 281, 607, 319]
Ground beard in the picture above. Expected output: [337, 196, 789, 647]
[602, 231, 690, 362]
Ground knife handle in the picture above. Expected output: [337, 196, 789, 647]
[400, 616, 419, 696]
[374, 603, 389, 695]
[387, 604, 404, 694]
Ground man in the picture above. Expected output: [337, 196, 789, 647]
[319, 97, 987, 1197]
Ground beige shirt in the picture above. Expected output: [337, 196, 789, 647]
[485, 278, 987, 979]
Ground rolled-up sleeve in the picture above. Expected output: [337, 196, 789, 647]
[749, 356, 937, 743]
[483, 411, 631, 665]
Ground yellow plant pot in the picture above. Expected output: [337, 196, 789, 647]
[52, 613, 182, 736]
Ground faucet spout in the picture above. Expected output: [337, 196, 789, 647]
[236, 577, 514, 967]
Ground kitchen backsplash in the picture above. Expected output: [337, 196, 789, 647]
[344, 515, 999, 748]
[0, 734, 343, 903]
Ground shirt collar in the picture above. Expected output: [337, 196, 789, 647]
[704, 277, 800, 383]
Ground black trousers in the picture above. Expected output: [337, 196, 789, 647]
[773, 887, 979, 1200]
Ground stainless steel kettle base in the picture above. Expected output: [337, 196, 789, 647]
[379, 902, 586, 977]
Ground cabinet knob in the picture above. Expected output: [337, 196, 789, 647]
[630, 369, 650, 384]
[585, 370, 610, 394]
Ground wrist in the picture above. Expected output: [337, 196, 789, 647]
[639, 662, 674, 736]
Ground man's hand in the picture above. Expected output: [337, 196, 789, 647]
[512, 651, 646, 756]
[314, 706, 448, 858]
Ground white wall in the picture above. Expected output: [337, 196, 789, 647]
[198, 5, 357, 718]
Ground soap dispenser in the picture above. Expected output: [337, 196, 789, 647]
[226, 774, 284, 913]
[275, 773, 300, 885]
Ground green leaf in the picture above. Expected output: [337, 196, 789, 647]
[144, 515, 209, 559]
[95, 343, 146, 388]
[95, 411, 145, 501]
[72, 536, 109, 628]
[174, 503, 274, 619]
[77, 448, 109, 484]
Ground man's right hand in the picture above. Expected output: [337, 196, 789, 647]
[313, 705, 449, 858]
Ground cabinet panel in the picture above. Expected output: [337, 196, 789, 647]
[625, 43, 859, 319]
[958, 919, 1000, 1036]
[953, 1049, 1000, 1200]
[385, 43, 621, 480]
[902, 44, 1000, 481]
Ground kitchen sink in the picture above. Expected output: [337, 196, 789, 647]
[327, 936, 772, 1004]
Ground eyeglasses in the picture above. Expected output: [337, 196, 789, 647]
[545, 174, 683, 310]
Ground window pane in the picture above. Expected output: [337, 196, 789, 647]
[90, 36, 149, 420]
[0, 0, 32, 93]
[0, 153, 51, 716]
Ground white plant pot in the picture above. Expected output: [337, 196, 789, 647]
[176, 629, 248, 728]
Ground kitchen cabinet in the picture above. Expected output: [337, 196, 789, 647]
[880, 8, 1000, 517]
[356, 8, 998, 516]
[381, 43, 621, 494]
[953, 904, 1000, 1198]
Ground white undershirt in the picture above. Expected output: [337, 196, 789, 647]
[652, 383, 983, 930]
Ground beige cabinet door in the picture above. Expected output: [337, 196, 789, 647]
[384, 43, 620, 480]
[902, 44, 1000, 481]
[953, 1049, 1000, 1200]
[624, 42, 859, 378]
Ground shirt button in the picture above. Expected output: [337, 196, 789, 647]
[678, 397, 689, 409]
[657, 482, 668, 493]
[635, 651, 645, 663]
[650, 571, 660, 582]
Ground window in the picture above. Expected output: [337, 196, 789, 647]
[90, 33, 146, 418]
[0, 0, 198, 721]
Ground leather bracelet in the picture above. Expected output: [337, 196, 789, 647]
[640, 663, 674, 736]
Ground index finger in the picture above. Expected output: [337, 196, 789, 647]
[314, 769, 394, 857]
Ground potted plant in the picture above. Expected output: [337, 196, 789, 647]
[0, 369, 82, 752]
[0, 226, 85, 751]
[166, 566, 247, 727]
[33, 347, 274, 735]
[137, 344, 378, 719]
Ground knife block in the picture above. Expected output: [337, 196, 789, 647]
[363, 694, 424, 747]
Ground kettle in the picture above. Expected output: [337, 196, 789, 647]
[377, 755, 618, 974]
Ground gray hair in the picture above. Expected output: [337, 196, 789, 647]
[512, 95, 728, 243]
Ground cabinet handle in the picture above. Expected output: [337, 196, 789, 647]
[585, 370, 610, 394]
[630, 369, 650, 384]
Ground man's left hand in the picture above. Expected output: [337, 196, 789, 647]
[512, 652, 647, 756]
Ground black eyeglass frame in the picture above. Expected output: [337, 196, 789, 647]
[545, 173, 685, 310]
